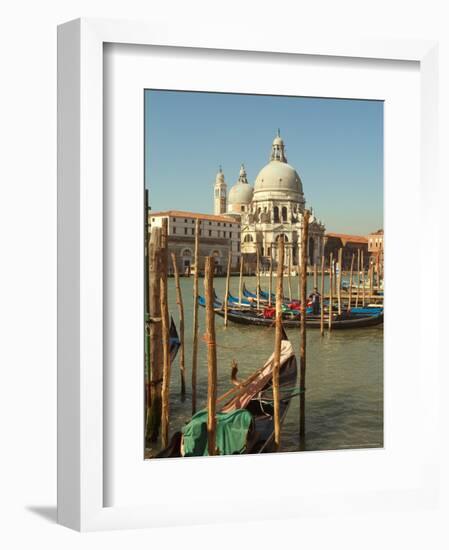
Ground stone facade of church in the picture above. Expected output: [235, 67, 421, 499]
[214, 132, 326, 270]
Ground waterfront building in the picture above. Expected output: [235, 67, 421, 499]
[324, 233, 369, 270]
[368, 229, 384, 257]
[225, 131, 326, 270]
[149, 210, 240, 274]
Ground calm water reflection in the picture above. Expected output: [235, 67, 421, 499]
[148, 275, 383, 455]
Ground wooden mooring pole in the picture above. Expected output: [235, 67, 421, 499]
[297, 243, 301, 302]
[288, 249, 293, 302]
[191, 218, 200, 415]
[144, 190, 150, 410]
[355, 248, 361, 308]
[224, 248, 231, 326]
[320, 254, 325, 336]
[347, 252, 355, 313]
[300, 210, 310, 438]
[205, 256, 218, 456]
[328, 252, 333, 332]
[238, 253, 244, 307]
[333, 257, 337, 296]
[160, 219, 171, 448]
[256, 246, 261, 310]
[376, 252, 380, 291]
[361, 249, 366, 308]
[268, 250, 273, 307]
[273, 236, 284, 451]
[147, 225, 163, 442]
[171, 252, 186, 399]
[337, 248, 342, 315]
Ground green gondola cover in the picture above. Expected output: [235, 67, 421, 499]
[182, 409, 253, 456]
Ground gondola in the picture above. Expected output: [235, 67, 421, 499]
[156, 332, 298, 457]
[243, 283, 279, 304]
[211, 307, 384, 329]
[169, 316, 181, 363]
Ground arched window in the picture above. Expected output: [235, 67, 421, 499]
[243, 234, 254, 243]
[282, 206, 287, 221]
[275, 234, 288, 243]
[273, 206, 280, 223]
[182, 248, 192, 257]
[211, 250, 220, 257]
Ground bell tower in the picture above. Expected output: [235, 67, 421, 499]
[214, 166, 227, 215]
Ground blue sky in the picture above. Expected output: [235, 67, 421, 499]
[145, 90, 383, 235]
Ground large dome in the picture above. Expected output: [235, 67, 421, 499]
[253, 160, 303, 201]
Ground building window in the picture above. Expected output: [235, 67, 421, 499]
[184, 228, 188, 235]
[191, 228, 194, 235]
[244, 234, 254, 243]
[209, 230, 212, 237]
[173, 227, 176, 234]
[209, 221, 212, 225]
[282, 206, 287, 222]
[184, 219, 187, 223]
[192, 219, 195, 224]
[273, 206, 280, 223]
[173, 218, 176, 222]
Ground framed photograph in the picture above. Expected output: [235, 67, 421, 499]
[58, 18, 440, 531]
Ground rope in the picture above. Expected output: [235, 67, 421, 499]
[258, 386, 306, 402]
[201, 333, 217, 347]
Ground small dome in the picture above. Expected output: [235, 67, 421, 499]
[228, 182, 253, 205]
[228, 164, 253, 205]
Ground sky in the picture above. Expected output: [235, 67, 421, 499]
[145, 90, 383, 235]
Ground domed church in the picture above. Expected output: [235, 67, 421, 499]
[214, 131, 326, 269]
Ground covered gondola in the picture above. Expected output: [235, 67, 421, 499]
[156, 333, 298, 457]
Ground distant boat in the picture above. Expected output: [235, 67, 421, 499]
[342, 277, 384, 291]
[199, 299, 383, 329]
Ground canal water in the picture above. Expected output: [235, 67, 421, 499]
[149, 274, 383, 456]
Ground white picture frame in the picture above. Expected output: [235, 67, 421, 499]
[57, 17, 440, 531]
